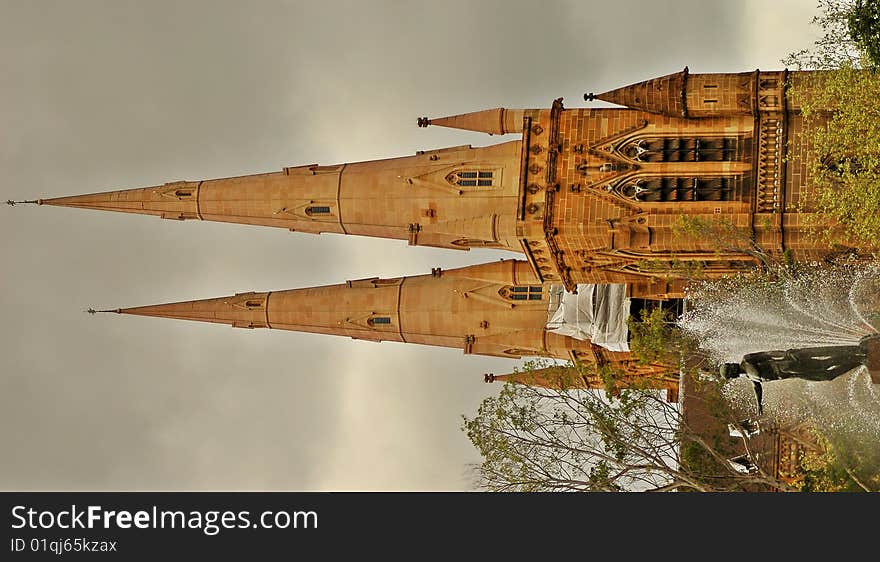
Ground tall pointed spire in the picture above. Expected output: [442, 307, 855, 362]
[114, 293, 275, 330]
[18, 142, 526, 252]
[97, 262, 553, 348]
[91, 260, 679, 394]
[38, 182, 201, 219]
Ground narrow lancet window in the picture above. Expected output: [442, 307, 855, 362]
[305, 206, 331, 216]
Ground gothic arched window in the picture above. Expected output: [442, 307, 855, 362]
[446, 170, 495, 187]
[620, 137, 745, 162]
[617, 177, 738, 202]
[499, 285, 543, 301]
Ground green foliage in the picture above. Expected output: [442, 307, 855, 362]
[464, 355, 880, 492]
[636, 257, 706, 280]
[674, 215, 749, 249]
[678, 440, 729, 488]
[674, 376, 749, 488]
[781, 1, 880, 247]
[627, 306, 697, 366]
[462, 363, 791, 492]
[848, 0, 880, 68]
[788, 66, 880, 247]
[463, 377, 686, 491]
[783, 0, 870, 70]
[782, 429, 877, 492]
[673, 215, 778, 269]
[798, 453, 864, 492]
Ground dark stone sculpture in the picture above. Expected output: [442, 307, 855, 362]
[720, 333, 880, 414]
[721, 333, 879, 382]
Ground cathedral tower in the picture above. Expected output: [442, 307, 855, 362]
[90, 259, 676, 396]
[8, 67, 861, 397]
[11, 67, 857, 294]
[15, 140, 525, 253]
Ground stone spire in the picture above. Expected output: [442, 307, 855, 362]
[588, 67, 689, 118]
[484, 362, 679, 400]
[91, 259, 679, 394]
[96, 262, 551, 349]
[418, 108, 528, 135]
[36, 182, 203, 220]
[14, 142, 525, 251]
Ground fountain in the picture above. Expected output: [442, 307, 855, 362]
[678, 262, 880, 485]
[678, 262, 880, 364]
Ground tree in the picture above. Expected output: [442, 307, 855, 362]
[673, 215, 791, 270]
[782, 1, 880, 248]
[464, 361, 878, 492]
[848, 0, 880, 68]
[627, 305, 700, 367]
[462, 363, 801, 492]
[786, 428, 878, 492]
[782, 0, 880, 70]
[787, 68, 880, 247]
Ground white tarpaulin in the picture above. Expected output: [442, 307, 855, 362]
[546, 284, 631, 352]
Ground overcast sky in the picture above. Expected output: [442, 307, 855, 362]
[1, 0, 822, 490]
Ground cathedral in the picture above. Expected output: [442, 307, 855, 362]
[9, 67, 844, 399]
